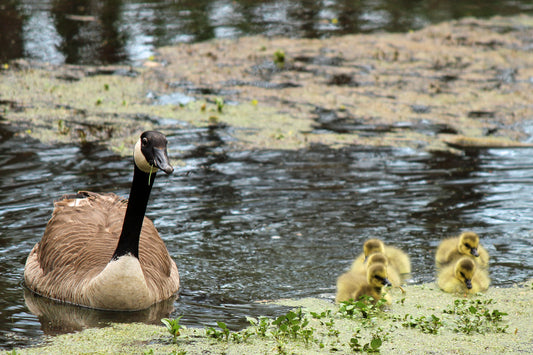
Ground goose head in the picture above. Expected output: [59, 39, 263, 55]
[363, 239, 385, 261]
[458, 232, 480, 258]
[454, 257, 475, 289]
[367, 263, 392, 288]
[134, 131, 174, 175]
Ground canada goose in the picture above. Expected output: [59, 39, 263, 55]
[351, 252, 402, 288]
[336, 263, 392, 304]
[437, 257, 490, 294]
[24, 131, 180, 311]
[435, 231, 489, 269]
[351, 238, 411, 277]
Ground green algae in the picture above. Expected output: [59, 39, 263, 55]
[9, 281, 532, 355]
[3, 15, 533, 154]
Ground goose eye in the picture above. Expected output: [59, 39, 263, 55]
[142, 137, 149, 146]
[460, 272, 465, 278]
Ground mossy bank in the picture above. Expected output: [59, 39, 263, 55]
[8, 281, 533, 354]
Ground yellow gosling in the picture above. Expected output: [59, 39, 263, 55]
[437, 257, 490, 294]
[336, 263, 392, 304]
[435, 231, 489, 269]
[351, 238, 385, 268]
[351, 253, 402, 288]
[351, 238, 411, 277]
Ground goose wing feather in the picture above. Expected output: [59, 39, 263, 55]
[25, 191, 179, 304]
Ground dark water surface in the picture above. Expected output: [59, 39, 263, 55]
[1, 124, 532, 349]
[2, 0, 533, 65]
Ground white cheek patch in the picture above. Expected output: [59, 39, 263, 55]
[134, 139, 159, 173]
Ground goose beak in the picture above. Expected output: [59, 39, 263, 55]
[470, 248, 479, 257]
[465, 279, 472, 289]
[153, 147, 174, 175]
[383, 278, 392, 287]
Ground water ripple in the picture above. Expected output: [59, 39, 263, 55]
[1, 132, 533, 348]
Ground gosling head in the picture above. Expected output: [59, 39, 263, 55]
[454, 257, 476, 289]
[134, 131, 174, 175]
[458, 232, 480, 258]
[363, 239, 385, 261]
[367, 263, 392, 288]
[366, 252, 389, 267]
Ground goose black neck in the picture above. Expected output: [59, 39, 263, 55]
[112, 164, 156, 260]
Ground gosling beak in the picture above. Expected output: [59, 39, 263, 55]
[470, 248, 479, 257]
[153, 147, 174, 175]
[465, 279, 472, 289]
[383, 278, 392, 287]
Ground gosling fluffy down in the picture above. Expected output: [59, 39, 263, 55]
[351, 238, 411, 277]
[336, 263, 392, 304]
[351, 252, 402, 288]
[435, 231, 489, 269]
[437, 257, 490, 294]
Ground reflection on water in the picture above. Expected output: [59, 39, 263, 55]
[23, 289, 176, 336]
[2, 0, 533, 65]
[1, 126, 533, 349]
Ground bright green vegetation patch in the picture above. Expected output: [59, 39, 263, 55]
[9, 282, 532, 355]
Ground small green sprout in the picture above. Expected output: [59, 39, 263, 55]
[206, 321, 230, 341]
[161, 316, 184, 342]
[273, 49, 285, 68]
[214, 97, 224, 113]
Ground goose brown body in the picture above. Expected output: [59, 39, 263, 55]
[24, 192, 179, 310]
[24, 131, 179, 311]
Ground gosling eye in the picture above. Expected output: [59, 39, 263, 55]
[460, 272, 466, 278]
[464, 243, 471, 249]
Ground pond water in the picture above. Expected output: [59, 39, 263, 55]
[1, 124, 532, 349]
[2, 0, 533, 65]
